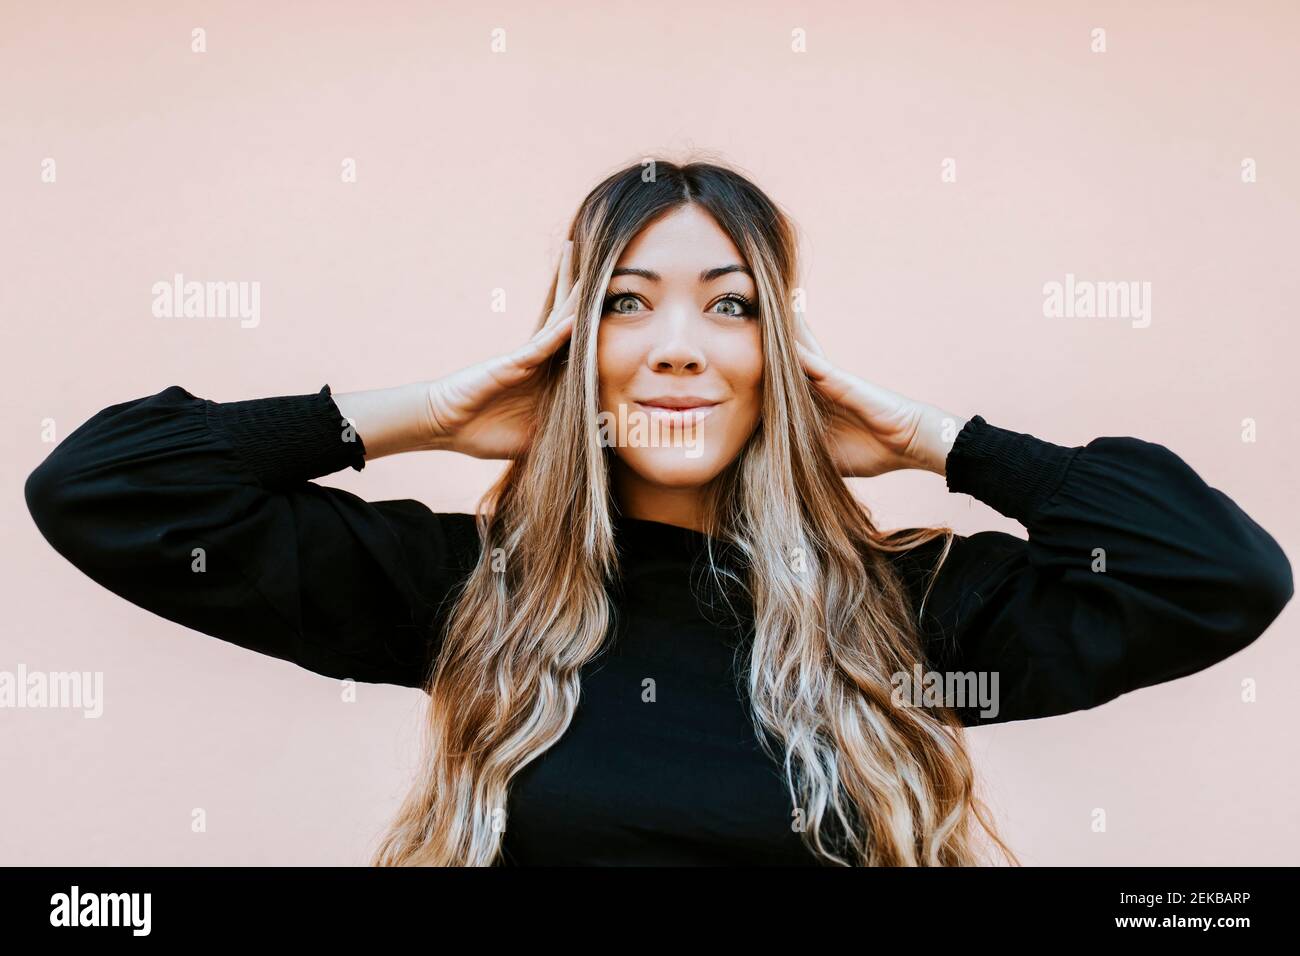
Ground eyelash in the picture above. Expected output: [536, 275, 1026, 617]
[601, 288, 758, 318]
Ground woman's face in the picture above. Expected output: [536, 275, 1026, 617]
[596, 204, 764, 493]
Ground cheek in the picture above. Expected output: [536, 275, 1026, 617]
[719, 329, 764, 413]
[596, 327, 639, 405]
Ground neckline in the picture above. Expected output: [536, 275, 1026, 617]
[611, 512, 724, 558]
[613, 512, 711, 535]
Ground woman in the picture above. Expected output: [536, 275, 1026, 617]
[24, 160, 1292, 867]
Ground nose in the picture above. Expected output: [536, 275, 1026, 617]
[644, 312, 707, 374]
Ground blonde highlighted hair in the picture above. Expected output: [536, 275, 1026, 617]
[373, 157, 1017, 866]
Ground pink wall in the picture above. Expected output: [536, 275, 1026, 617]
[4, 0, 1296, 864]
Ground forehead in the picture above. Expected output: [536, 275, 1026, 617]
[615, 205, 747, 275]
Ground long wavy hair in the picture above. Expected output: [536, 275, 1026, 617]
[372, 157, 1018, 866]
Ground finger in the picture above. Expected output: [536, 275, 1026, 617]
[546, 275, 581, 329]
[503, 312, 576, 377]
[795, 340, 833, 380]
[542, 244, 581, 331]
[554, 240, 574, 313]
[525, 311, 576, 365]
[796, 342, 907, 417]
[795, 314, 826, 358]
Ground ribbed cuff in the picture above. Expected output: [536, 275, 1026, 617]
[944, 415, 1081, 524]
[205, 384, 367, 488]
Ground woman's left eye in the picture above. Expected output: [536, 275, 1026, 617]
[603, 292, 642, 315]
[712, 294, 756, 318]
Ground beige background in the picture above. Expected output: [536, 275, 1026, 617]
[4, 0, 1297, 864]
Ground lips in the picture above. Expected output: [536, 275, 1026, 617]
[632, 399, 719, 427]
[635, 396, 721, 410]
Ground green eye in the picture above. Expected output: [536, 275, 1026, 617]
[713, 293, 757, 317]
[602, 289, 642, 314]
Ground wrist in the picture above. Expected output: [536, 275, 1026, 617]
[331, 382, 442, 460]
[911, 406, 968, 477]
[421, 381, 456, 452]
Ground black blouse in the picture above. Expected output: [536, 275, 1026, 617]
[23, 384, 1293, 865]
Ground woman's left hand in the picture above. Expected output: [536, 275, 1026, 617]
[794, 317, 967, 478]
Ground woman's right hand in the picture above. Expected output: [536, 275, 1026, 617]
[424, 240, 579, 459]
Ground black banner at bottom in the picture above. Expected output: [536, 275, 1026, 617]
[0, 865, 1286, 940]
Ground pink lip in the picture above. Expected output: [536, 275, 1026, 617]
[635, 397, 722, 410]
[632, 401, 718, 428]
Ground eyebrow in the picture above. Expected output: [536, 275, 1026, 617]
[610, 264, 753, 282]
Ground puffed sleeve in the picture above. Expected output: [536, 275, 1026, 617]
[896, 415, 1293, 726]
[23, 384, 481, 690]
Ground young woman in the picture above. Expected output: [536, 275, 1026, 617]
[25, 160, 1292, 867]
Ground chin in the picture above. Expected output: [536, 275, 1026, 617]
[614, 447, 732, 489]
